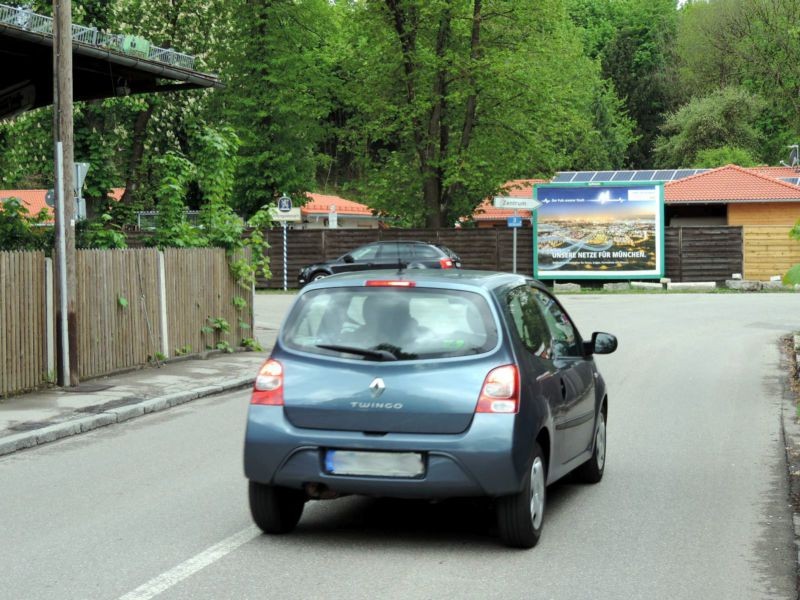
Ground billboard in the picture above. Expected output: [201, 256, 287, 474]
[533, 182, 664, 279]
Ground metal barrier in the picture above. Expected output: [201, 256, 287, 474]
[0, 3, 196, 69]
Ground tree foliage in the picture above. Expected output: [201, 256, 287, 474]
[653, 87, 766, 168]
[5, 0, 800, 231]
[328, 0, 633, 227]
[567, 0, 678, 168]
[0, 199, 52, 251]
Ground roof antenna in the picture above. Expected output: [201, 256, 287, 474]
[781, 145, 799, 170]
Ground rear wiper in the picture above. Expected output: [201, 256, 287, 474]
[316, 344, 398, 361]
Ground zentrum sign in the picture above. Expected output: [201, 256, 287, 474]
[533, 182, 664, 280]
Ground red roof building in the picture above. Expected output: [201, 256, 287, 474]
[664, 164, 800, 226]
[0, 188, 124, 223]
[300, 192, 381, 229]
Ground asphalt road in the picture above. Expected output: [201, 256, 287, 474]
[1, 293, 798, 600]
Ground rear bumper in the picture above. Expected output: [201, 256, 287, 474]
[244, 406, 524, 499]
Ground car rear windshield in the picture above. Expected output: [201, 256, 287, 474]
[282, 287, 499, 361]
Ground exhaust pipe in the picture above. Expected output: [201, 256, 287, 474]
[304, 482, 339, 499]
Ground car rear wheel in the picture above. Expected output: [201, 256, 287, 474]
[248, 481, 306, 534]
[496, 443, 546, 549]
[576, 410, 606, 484]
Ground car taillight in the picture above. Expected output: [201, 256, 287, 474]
[476, 365, 519, 413]
[252, 359, 284, 405]
[439, 257, 454, 269]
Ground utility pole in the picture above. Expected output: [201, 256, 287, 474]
[53, 0, 78, 387]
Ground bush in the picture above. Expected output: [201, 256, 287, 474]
[783, 263, 800, 286]
[0, 198, 53, 251]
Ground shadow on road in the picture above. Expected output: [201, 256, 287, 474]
[255, 480, 589, 550]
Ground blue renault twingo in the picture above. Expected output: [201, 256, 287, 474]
[244, 270, 617, 548]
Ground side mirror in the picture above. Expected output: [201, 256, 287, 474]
[343, 254, 354, 264]
[586, 332, 617, 355]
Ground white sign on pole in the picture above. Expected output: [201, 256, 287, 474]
[268, 207, 302, 222]
[493, 196, 542, 210]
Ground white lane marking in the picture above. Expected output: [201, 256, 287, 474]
[118, 526, 260, 600]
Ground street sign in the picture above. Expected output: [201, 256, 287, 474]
[507, 216, 522, 228]
[277, 195, 292, 212]
[45, 189, 55, 207]
[493, 196, 542, 210]
[268, 207, 302, 222]
[74, 162, 89, 196]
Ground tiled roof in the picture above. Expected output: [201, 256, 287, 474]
[664, 164, 800, 203]
[748, 166, 800, 179]
[473, 179, 547, 221]
[0, 189, 51, 219]
[302, 192, 374, 217]
[0, 188, 125, 222]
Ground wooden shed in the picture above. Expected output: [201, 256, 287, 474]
[665, 165, 800, 280]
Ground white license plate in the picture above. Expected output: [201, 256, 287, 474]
[325, 450, 424, 478]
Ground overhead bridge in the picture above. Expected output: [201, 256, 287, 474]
[0, 3, 221, 120]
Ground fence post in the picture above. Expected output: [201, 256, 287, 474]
[157, 250, 169, 358]
[45, 257, 55, 379]
[495, 229, 501, 271]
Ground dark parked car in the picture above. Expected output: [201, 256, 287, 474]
[244, 270, 617, 548]
[297, 241, 461, 286]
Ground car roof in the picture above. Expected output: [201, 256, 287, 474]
[304, 268, 538, 292]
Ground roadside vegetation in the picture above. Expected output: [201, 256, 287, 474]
[1, 0, 799, 243]
[0, 0, 800, 282]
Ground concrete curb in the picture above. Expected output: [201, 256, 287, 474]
[0, 375, 254, 458]
[781, 333, 800, 572]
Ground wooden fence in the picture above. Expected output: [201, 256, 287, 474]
[664, 227, 743, 282]
[163, 248, 253, 357]
[0, 251, 48, 396]
[77, 249, 163, 379]
[743, 226, 800, 281]
[1, 248, 253, 394]
[77, 248, 253, 378]
[259, 226, 749, 287]
[258, 228, 534, 288]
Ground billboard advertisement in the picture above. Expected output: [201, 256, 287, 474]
[533, 183, 664, 279]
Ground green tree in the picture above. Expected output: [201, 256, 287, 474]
[220, 0, 335, 217]
[0, 199, 52, 251]
[673, 0, 800, 162]
[331, 0, 633, 227]
[653, 87, 765, 168]
[692, 146, 759, 168]
[567, 0, 679, 167]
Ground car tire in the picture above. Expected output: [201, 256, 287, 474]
[248, 481, 306, 534]
[575, 409, 606, 484]
[311, 272, 328, 282]
[496, 443, 546, 549]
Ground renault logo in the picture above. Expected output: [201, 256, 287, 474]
[369, 378, 386, 398]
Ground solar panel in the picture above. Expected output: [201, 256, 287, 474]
[591, 171, 615, 182]
[653, 170, 674, 181]
[610, 171, 635, 181]
[632, 170, 655, 181]
[673, 169, 694, 179]
[553, 172, 576, 182]
[571, 172, 594, 182]
[780, 177, 800, 186]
